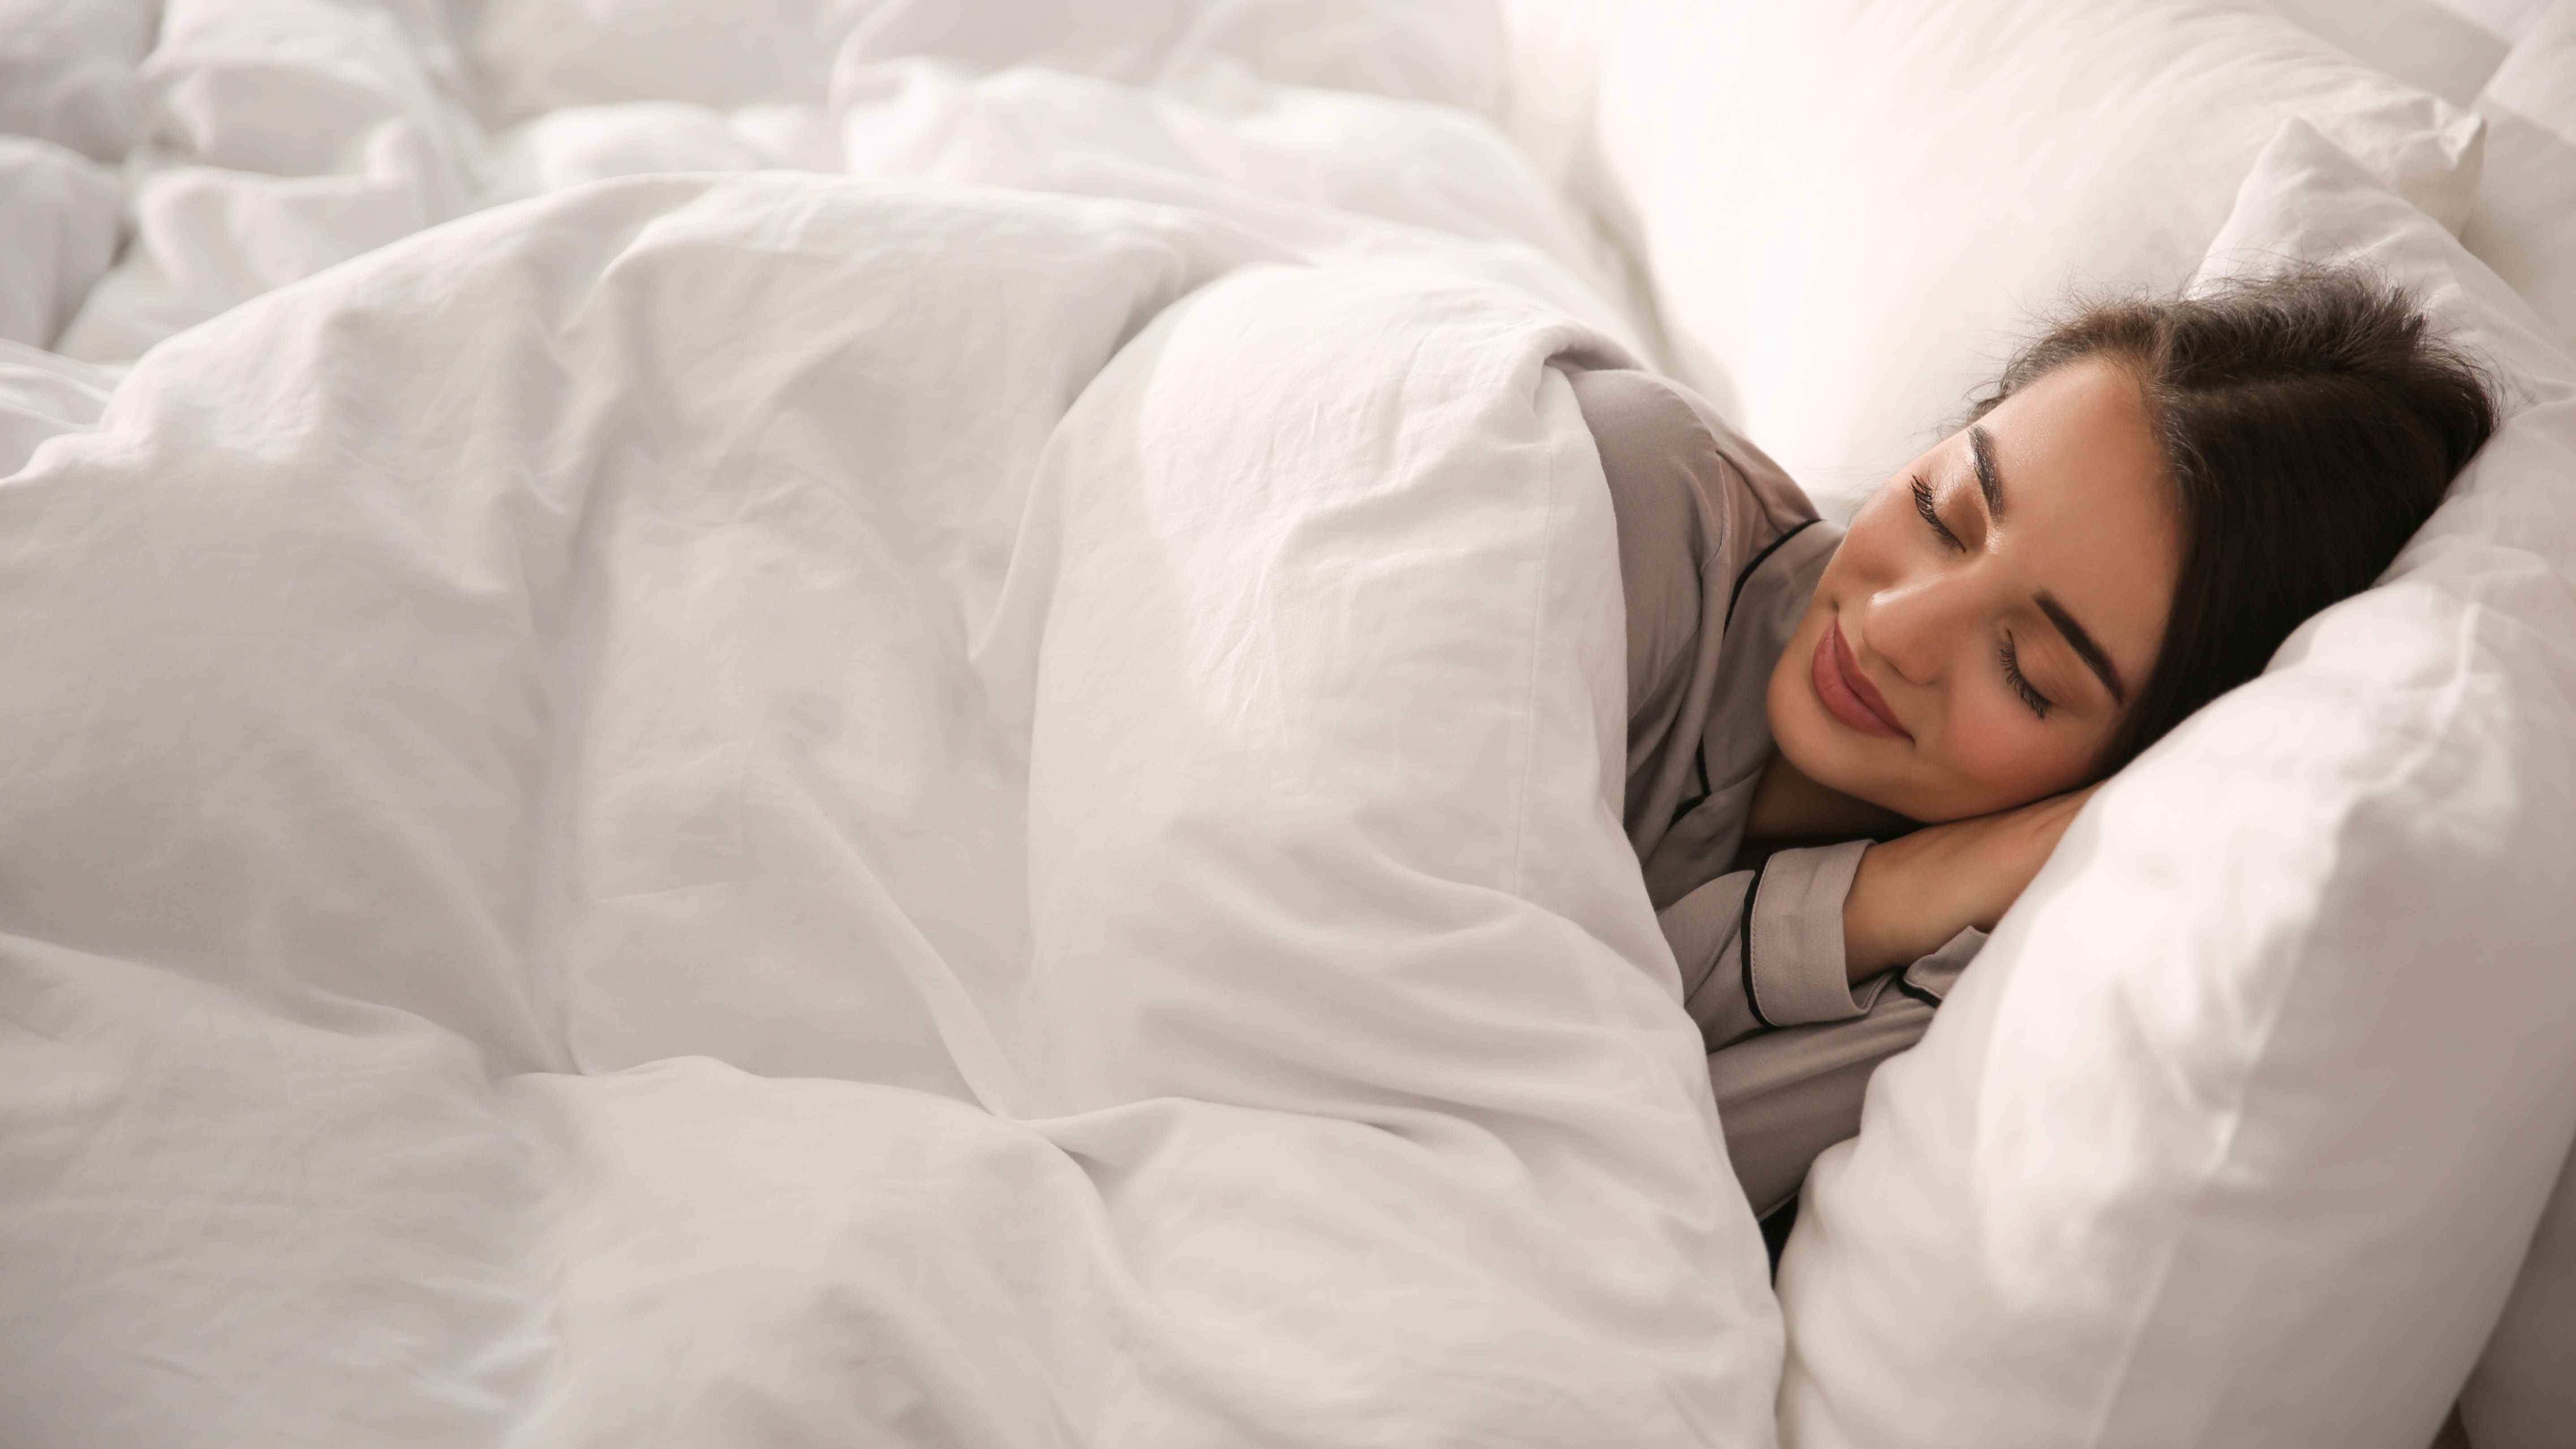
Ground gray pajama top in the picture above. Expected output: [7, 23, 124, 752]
[1570, 367, 1987, 1222]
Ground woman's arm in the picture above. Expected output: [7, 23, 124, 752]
[1669, 791, 2090, 1221]
[1840, 784, 2098, 979]
[1662, 842, 1878, 1050]
[1660, 784, 2092, 1050]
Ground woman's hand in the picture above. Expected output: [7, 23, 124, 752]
[1841, 783, 2100, 981]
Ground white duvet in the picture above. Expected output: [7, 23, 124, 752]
[0, 5, 1786, 1446]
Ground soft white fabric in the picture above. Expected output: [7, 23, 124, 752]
[466, 0, 1507, 128]
[1587, 0, 2488, 510]
[0, 133, 119, 347]
[6, 4, 2558, 1445]
[2455, 21, 2576, 1427]
[2271, 0, 2533, 103]
[2463, 1149, 2576, 1449]
[464, 0, 863, 124]
[2462, 2, 2576, 351]
[0, 138, 1784, 1449]
[0, 0, 154, 162]
[9, 17, 1739, 1442]
[0, 5, 1738, 1444]
[43, 0, 1642, 368]
[478, 101, 775, 205]
[835, 0, 1508, 118]
[1772, 119, 2576, 1449]
[1490, 0, 1620, 187]
[0, 339, 114, 473]
[2443, 0, 2565, 40]
[1488, 0, 1678, 374]
[51, 0, 485, 362]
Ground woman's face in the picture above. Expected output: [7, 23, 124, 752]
[1766, 358, 2183, 823]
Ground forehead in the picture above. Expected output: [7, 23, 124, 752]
[1976, 358, 2182, 670]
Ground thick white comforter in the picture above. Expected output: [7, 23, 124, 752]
[0, 4, 1785, 1445]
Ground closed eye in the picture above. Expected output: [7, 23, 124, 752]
[1999, 632, 2054, 719]
[1911, 474, 1963, 551]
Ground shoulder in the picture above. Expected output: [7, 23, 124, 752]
[1568, 369, 1819, 563]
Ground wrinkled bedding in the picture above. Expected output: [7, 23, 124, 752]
[0, 4, 1787, 1446]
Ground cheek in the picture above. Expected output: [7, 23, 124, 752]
[1935, 692, 2099, 807]
[1767, 608, 1871, 789]
[1764, 612, 1823, 746]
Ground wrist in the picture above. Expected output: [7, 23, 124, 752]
[1841, 843, 1907, 982]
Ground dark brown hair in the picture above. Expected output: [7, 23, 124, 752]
[1968, 265, 2498, 774]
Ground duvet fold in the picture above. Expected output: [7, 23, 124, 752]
[0, 173, 1782, 1448]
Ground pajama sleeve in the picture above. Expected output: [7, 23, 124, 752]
[1661, 842, 1989, 1219]
[1658, 838, 1875, 1051]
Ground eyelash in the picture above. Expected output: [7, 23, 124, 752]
[1910, 474, 1964, 551]
[1913, 473, 2051, 719]
[1999, 632, 2054, 719]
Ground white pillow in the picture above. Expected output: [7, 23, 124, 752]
[1492, 0, 1624, 187]
[2462, 1, 2576, 352]
[1589, 0, 2487, 511]
[1772, 118, 2576, 1449]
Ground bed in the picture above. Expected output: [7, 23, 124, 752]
[0, 2, 2570, 1446]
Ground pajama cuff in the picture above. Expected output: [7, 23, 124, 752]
[1744, 838, 1872, 1027]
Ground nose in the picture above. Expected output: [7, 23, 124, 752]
[1862, 568, 1983, 687]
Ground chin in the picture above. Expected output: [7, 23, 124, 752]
[1787, 725, 1923, 817]
[1766, 644, 1915, 815]
[1766, 640, 1996, 826]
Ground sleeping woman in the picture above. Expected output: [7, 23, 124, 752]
[1582, 265, 2496, 1243]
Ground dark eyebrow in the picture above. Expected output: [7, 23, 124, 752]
[1967, 424, 2004, 520]
[2036, 591, 2127, 705]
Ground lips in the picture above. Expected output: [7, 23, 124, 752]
[1810, 617, 1910, 740]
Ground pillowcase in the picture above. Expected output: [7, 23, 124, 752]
[2461, 1, 2576, 351]
[1587, 0, 2487, 512]
[2267, 0, 2529, 105]
[1771, 118, 2576, 1449]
